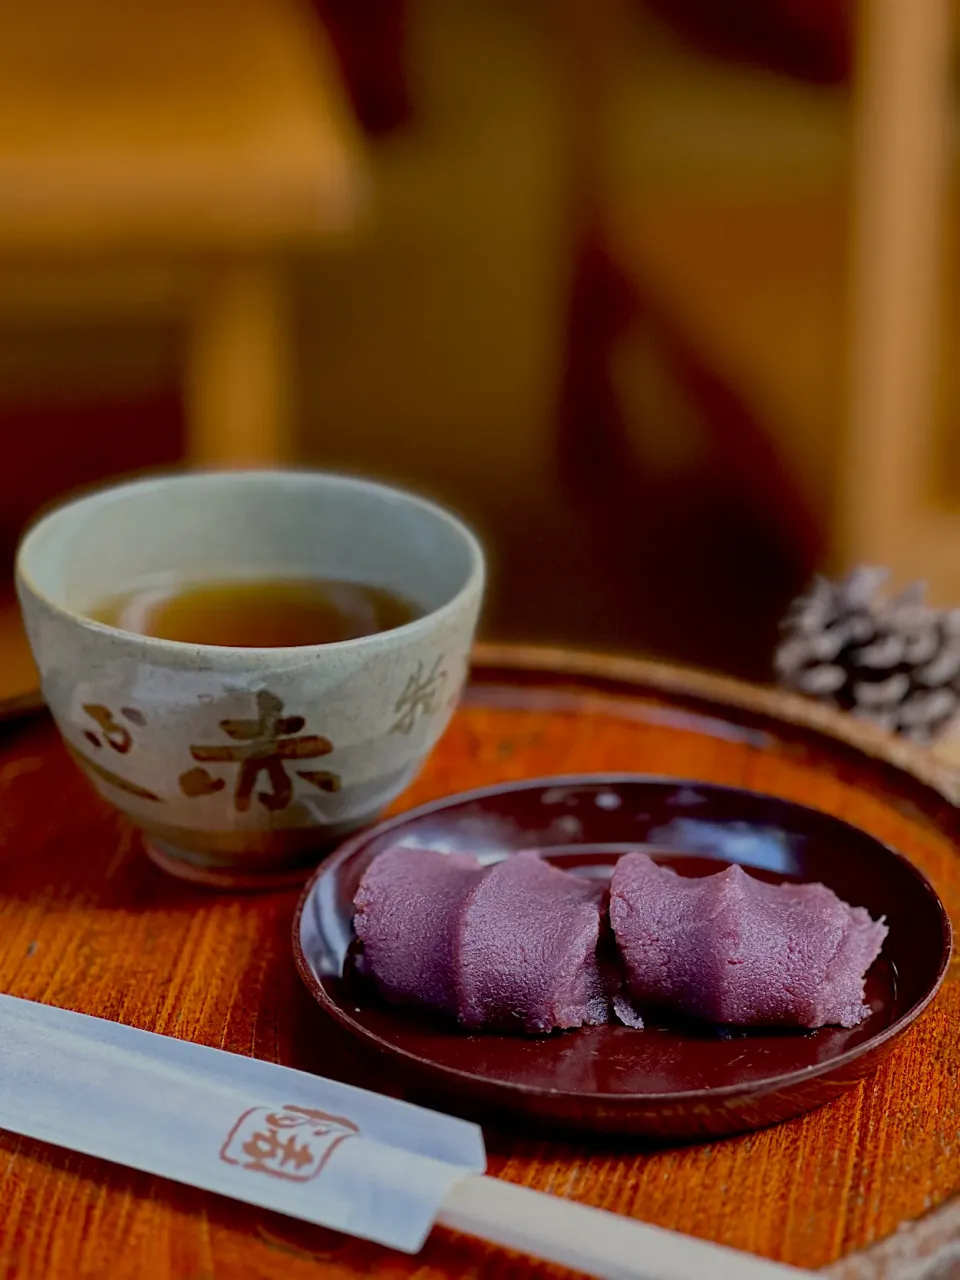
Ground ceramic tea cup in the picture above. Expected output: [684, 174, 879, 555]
[16, 470, 485, 887]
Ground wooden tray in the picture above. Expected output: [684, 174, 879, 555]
[0, 643, 958, 1280]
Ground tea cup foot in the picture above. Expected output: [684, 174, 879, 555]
[143, 838, 316, 891]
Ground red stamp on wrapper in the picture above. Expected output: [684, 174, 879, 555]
[220, 1104, 360, 1181]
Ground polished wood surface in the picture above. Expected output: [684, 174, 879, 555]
[0, 645, 958, 1278]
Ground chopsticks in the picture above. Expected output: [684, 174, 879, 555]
[440, 1174, 814, 1279]
[0, 994, 814, 1280]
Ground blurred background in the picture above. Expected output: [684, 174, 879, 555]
[0, 0, 952, 697]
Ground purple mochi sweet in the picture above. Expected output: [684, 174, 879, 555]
[456, 850, 613, 1033]
[353, 845, 484, 1015]
[610, 853, 888, 1029]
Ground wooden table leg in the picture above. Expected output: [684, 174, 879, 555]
[185, 260, 295, 466]
[838, 0, 951, 577]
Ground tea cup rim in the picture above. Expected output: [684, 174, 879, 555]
[15, 468, 485, 660]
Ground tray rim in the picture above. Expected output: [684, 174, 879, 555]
[470, 642, 960, 805]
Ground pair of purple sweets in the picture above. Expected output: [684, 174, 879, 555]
[353, 846, 888, 1036]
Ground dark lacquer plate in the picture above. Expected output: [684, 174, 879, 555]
[293, 775, 951, 1139]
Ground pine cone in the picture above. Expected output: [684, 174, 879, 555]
[775, 567, 960, 745]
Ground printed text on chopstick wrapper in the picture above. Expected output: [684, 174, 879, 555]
[220, 1105, 359, 1181]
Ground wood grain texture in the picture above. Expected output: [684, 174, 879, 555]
[0, 646, 958, 1279]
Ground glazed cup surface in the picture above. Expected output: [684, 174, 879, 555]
[15, 470, 484, 885]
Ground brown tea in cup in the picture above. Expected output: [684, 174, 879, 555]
[90, 578, 420, 648]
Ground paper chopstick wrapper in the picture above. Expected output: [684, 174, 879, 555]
[0, 995, 812, 1279]
[0, 993, 483, 1252]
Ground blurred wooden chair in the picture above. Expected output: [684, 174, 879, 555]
[0, 0, 366, 467]
[554, 0, 828, 593]
[558, 0, 960, 611]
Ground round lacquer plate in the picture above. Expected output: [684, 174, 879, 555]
[293, 775, 951, 1139]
